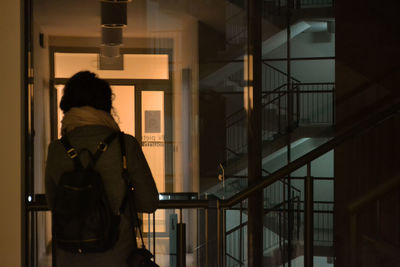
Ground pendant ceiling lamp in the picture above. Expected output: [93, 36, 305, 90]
[99, 0, 130, 69]
[101, 27, 123, 46]
[101, 0, 128, 27]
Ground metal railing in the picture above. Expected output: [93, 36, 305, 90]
[26, 100, 400, 267]
[225, 0, 246, 46]
[226, 0, 335, 47]
[224, 62, 335, 163]
[263, 0, 334, 16]
[220, 99, 400, 266]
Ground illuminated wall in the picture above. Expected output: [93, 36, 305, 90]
[0, 1, 22, 266]
[54, 52, 168, 194]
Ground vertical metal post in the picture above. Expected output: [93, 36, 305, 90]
[177, 208, 186, 267]
[22, 2, 32, 267]
[239, 201, 243, 265]
[304, 163, 314, 267]
[278, 92, 281, 133]
[207, 197, 219, 266]
[30, 212, 34, 267]
[297, 197, 300, 240]
[332, 87, 335, 125]
[286, 2, 293, 264]
[153, 212, 156, 265]
[247, 0, 263, 266]
[217, 203, 221, 267]
[205, 208, 208, 267]
[148, 213, 151, 248]
[222, 209, 226, 267]
[296, 84, 300, 125]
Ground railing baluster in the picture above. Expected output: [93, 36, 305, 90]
[239, 201, 243, 265]
[305, 162, 314, 267]
[153, 212, 156, 265]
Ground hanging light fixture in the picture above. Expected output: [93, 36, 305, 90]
[101, 0, 128, 27]
[101, 27, 123, 46]
[99, 0, 130, 70]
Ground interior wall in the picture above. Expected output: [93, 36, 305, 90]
[0, 1, 22, 266]
[266, 31, 335, 83]
[335, 0, 400, 266]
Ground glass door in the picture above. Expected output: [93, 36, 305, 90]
[55, 84, 135, 138]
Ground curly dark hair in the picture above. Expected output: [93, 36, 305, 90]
[60, 71, 113, 113]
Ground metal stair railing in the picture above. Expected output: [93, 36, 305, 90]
[26, 101, 400, 267]
[221, 100, 400, 208]
[263, 0, 334, 15]
[224, 62, 335, 165]
[220, 99, 400, 267]
[225, 63, 302, 161]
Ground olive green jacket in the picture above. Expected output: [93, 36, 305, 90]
[45, 125, 159, 267]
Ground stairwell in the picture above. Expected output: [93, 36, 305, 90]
[199, 1, 335, 266]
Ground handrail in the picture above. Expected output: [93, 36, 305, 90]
[263, 57, 336, 62]
[225, 196, 301, 236]
[262, 168, 302, 194]
[220, 100, 400, 208]
[226, 252, 244, 265]
[27, 196, 211, 211]
[225, 83, 288, 127]
[225, 83, 287, 128]
[263, 62, 301, 83]
[28, 102, 400, 212]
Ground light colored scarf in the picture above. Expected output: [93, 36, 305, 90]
[61, 106, 120, 135]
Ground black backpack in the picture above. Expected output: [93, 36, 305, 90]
[53, 131, 120, 254]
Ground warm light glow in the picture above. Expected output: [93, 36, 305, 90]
[112, 86, 135, 135]
[243, 54, 254, 111]
[141, 90, 165, 192]
[141, 91, 166, 232]
[56, 85, 64, 138]
[56, 85, 135, 138]
[54, 53, 169, 79]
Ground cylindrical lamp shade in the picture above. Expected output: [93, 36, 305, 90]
[99, 54, 124, 70]
[101, 1, 127, 27]
[102, 27, 123, 45]
[100, 44, 121, 58]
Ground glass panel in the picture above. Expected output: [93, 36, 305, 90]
[141, 91, 166, 233]
[225, 201, 248, 266]
[144, 208, 205, 267]
[199, 0, 249, 196]
[55, 85, 135, 138]
[31, 0, 336, 266]
[112, 86, 135, 136]
[311, 153, 334, 266]
[30, 211, 52, 267]
[262, 0, 290, 177]
[54, 53, 169, 79]
[141, 90, 165, 192]
[55, 84, 63, 138]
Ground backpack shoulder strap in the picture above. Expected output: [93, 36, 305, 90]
[91, 131, 119, 163]
[60, 135, 84, 170]
[61, 131, 118, 169]
[118, 132, 146, 248]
